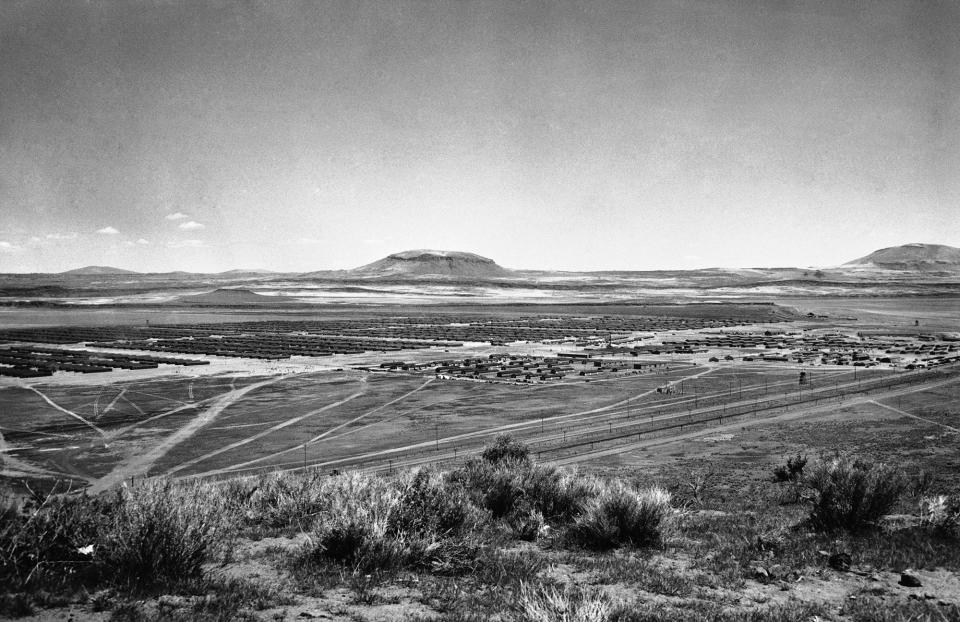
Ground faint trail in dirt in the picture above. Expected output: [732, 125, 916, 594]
[88, 376, 288, 493]
[110, 401, 207, 439]
[548, 375, 960, 467]
[304, 379, 445, 446]
[24, 386, 109, 443]
[568, 367, 717, 416]
[124, 390, 188, 405]
[0, 428, 77, 479]
[101, 388, 127, 416]
[120, 394, 145, 416]
[208, 421, 273, 431]
[869, 400, 960, 434]
[93, 386, 103, 420]
[199, 374, 723, 478]
[201, 378, 434, 476]
[163, 388, 369, 476]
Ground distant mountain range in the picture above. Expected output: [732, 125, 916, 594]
[46, 243, 960, 279]
[2, 243, 957, 305]
[59, 266, 275, 277]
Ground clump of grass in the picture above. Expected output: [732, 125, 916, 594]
[507, 501, 545, 541]
[303, 469, 487, 574]
[568, 483, 673, 551]
[0, 488, 110, 593]
[306, 472, 402, 570]
[99, 480, 230, 591]
[916, 494, 960, 542]
[234, 471, 329, 533]
[1, 479, 231, 614]
[806, 456, 905, 531]
[517, 582, 610, 622]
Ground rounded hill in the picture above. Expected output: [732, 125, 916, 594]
[844, 243, 960, 271]
[353, 250, 512, 278]
[174, 288, 275, 305]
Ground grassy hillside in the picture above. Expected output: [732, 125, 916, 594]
[1, 436, 959, 621]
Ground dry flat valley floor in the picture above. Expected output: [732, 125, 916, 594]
[1, 298, 958, 621]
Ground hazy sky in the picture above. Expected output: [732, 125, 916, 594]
[1, 0, 958, 273]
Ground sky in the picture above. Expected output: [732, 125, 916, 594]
[1, 0, 958, 273]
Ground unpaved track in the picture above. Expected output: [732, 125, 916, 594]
[101, 387, 126, 416]
[88, 376, 288, 493]
[196, 373, 723, 478]
[869, 400, 960, 434]
[162, 388, 368, 476]
[201, 378, 435, 476]
[24, 386, 109, 443]
[0, 427, 77, 480]
[219, 371, 960, 479]
[548, 375, 960, 467]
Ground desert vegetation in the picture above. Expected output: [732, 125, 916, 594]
[1, 435, 958, 620]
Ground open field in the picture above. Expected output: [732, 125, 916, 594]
[1, 298, 960, 621]
[1, 299, 957, 497]
[3, 377, 959, 622]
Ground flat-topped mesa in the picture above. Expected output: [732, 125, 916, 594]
[843, 243, 960, 271]
[353, 249, 512, 278]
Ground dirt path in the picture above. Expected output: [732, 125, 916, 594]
[201, 378, 435, 476]
[162, 388, 368, 476]
[266, 373, 960, 478]
[0, 427, 78, 480]
[24, 386, 109, 444]
[125, 389, 188, 405]
[88, 376, 289, 493]
[100, 387, 126, 416]
[869, 400, 960, 434]
[549, 375, 960, 467]
[191, 373, 727, 478]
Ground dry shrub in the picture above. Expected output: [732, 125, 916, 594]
[806, 456, 905, 531]
[238, 470, 330, 531]
[568, 483, 674, 551]
[451, 455, 596, 526]
[0, 489, 110, 592]
[1, 479, 229, 598]
[772, 454, 807, 483]
[481, 435, 531, 466]
[388, 467, 473, 537]
[100, 480, 230, 590]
